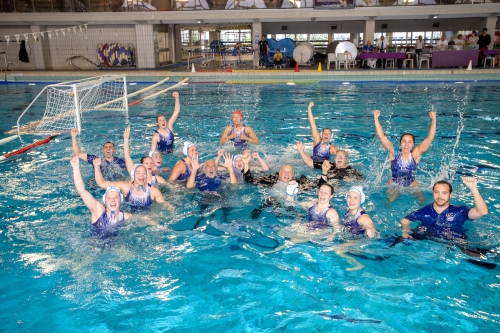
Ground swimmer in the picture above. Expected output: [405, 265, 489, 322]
[373, 109, 437, 204]
[400, 178, 488, 241]
[149, 150, 171, 177]
[71, 128, 126, 180]
[296, 102, 339, 169]
[150, 92, 180, 154]
[187, 152, 237, 191]
[169, 141, 198, 183]
[218, 149, 269, 181]
[93, 158, 174, 212]
[70, 156, 131, 237]
[123, 127, 167, 185]
[220, 110, 259, 148]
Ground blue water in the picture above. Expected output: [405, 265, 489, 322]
[0, 81, 499, 332]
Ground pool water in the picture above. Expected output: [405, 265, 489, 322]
[0, 81, 499, 332]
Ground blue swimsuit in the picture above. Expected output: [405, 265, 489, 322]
[391, 149, 418, 187]
[342, 209, 367, 235]
[155, 129, 174, 153]
[149, 175, 158, 186]
[93, 210, 125, 237]
[308, 203, 333, 229]
[312, 141, 331, 161]
[125, 183, 153, 208]
[176, 159, 192, 182]
[230, 124, 248, 147]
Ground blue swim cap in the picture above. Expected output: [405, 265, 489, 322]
[102, 186, 123, 205]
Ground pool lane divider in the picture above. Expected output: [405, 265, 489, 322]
[0, 135, 58, 161]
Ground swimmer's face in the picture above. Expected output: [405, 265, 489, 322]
[234, 157, 244, 170]
[232, 114, 242, 124]
[318, 185, 334, 203]
[346, 191, 361, 210]
[321, 129, 332, 142]
[142, 157, 154, 173]
[187, 145, 198, 159]
[433, 184, 452, 208]
[400, 134, 414, 153]
[279, 165, 294, 183]
[157, 115, 167, 129]
[152, 153, 162, 167]
[134, 166, 148, 185]
[204, 160, 217, 178]
[102, 143, 116, 159]
[105, 191, 121, 211]
[335, 151, 348, 168]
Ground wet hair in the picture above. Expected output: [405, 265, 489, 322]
[156, 114, 166, 122]
[433, 180, 453, 193]
[140, 156, 152, 164]
[320, 183, 334, 195]
[323, 127, 332, 133]
[337, 149, 349, 159]
[400, 133, 415, 144]
[103, 141, 115, 148]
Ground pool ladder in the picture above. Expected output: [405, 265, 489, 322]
[66, 56, 102, 70]
[1, 51, 13, 81]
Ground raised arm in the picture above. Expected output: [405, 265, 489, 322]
[296, 141, 314, 169]
[240, 125, 259, 145]
[71, 128, 88, 161]
[93, 158, 117, 189]
[414, 111, 436, 157]
[219, 126, 235, 145]
[251, 152, 269, 171]
[462, 177, 488, 220]
[150, 132, 159, 153]
[167, 92, 180, 131]
[307, 102, 321, 144]
[186, 155, 200, 189]
[373, 110, 395, 158]
[123, 126, 134, 175]
[221, 152, 237, 185]
[214, 149, 225, 170]
[168, 159, 187, 183]
[71, 156, 101, 219]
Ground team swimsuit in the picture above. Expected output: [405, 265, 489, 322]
[176, 160, 192, 182]
[311, 141, 331, 169]
[155, 129, 174, 153]
[391, 148, 418, 187]
[342, 209, 367, 235]
[308, 203, 333, 229]
[93, 211, 125, 237]
[230, 124, 248, 147]
[125, 182, 153, 208]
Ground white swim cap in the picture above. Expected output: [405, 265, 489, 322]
[346, 186, 365, 204]
[233, 154, 243, 168]
[149, 150, 161, 158]
[183, 141, 194, 156]
[102, 186, 123, 205]
[131, 163, 148, 181]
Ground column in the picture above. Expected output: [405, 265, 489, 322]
[252, 21, 262, 67]
[364, 19, 375, 45]
[135, 24, 155, 69]
[30, 25, 52, 70]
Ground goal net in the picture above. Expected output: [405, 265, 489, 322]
[16, 75, 128, 135]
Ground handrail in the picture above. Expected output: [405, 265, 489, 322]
[66, 56, 102, 70]
[2, 62, 13, 82]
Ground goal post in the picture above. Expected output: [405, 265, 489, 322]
[16, 75, 128, 135]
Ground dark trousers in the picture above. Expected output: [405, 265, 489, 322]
[259, 52, 267, 67]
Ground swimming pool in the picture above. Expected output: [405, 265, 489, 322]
[0, 81, 499, 332]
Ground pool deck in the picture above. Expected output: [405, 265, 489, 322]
[2, 67, 500, 83]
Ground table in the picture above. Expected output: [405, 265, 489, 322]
[359, 52, 407, 60]
[431, 50, 479, 68]
[483, 50, 500, 56]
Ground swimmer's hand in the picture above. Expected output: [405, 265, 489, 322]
[221, 152, 233, 170]
[217, 149, 225, 157]
[296, 141, 305, 152]
[251, 152, 260, 159]
[461, 176, 478, 189]
[93, 158, 102, 166]
[172, 91, 179, 98]
[191, 154, 200, 171]
[70, 128, 79, 137]
[70, 156, 79, 167]
[373, 110, 381, 118]
[227, 132, 237, 140]
[308, 101, 314, 109]
[322, 160, 331, 175]
[429, 111, 436, 120]
[123, 126, 130, 140]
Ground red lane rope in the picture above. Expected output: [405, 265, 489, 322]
[2, 135, 58, 159]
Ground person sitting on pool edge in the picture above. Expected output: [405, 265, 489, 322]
[373, 109, 437, 204]
[296, 102, 339, 169]
[150, 91, 181, 154]
[220, 110, 259, 148]
[93, 158, 174, 213]
[71, 128, 126, 180]
[399, 177, 488, 242]
[187, 152, 237, 192]
[169, 141, 198, 183]
[70, 156, 132, 238]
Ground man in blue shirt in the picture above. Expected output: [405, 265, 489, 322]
[400, 177, 488, 241]
[187, 152, 237, 192]
[71, 128, 126, 180]
[362, 40, 376, 69]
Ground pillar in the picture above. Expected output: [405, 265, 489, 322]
[364, 19, 375, 45]
[30, 25, 52, 70]
[167, 25, 182, 63]
[252, 21, 262, 67]
[135, 24, 155, 69]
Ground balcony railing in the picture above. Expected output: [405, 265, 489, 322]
[0, 0, 498, 13]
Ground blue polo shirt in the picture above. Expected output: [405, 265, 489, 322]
[405, 204, 471, 238]
[195, 173, 228, 192]
[87, 154, 126, 180]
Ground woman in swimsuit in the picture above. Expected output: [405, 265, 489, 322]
[169, 141, 198, 183]
[373, 109, 437, 204]
[150, 92, 180, 154]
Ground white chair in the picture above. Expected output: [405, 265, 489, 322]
[403, 58, 414, 68]
[484, 56, 495, 68]
[326, 53, 337, 70]
[385, 58, 395, 68]
[345, 52, 356, 69]
[419, 56, 430, 69]
[336, 53, 347, 69]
